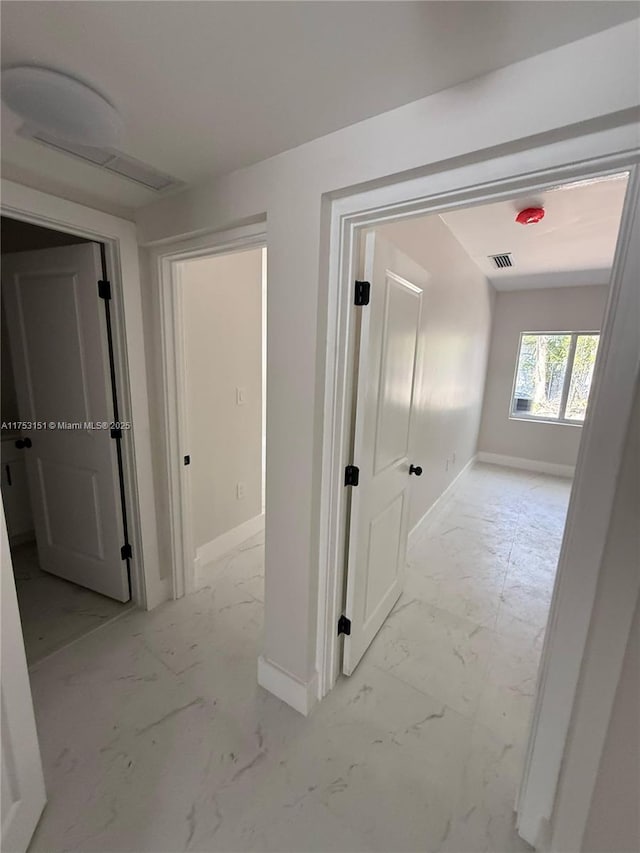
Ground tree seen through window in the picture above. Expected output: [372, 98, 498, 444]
[512, 332, 599, 422]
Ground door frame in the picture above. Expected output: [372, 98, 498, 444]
[0, 179, 164, 609]
[317, 125, 639, 848]
[150, 222, 266, 599]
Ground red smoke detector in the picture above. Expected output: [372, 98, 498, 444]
[516, 207, 545, 225]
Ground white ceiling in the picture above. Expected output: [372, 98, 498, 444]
[440, 174, 629, 291]
[1, 2, 637, 217]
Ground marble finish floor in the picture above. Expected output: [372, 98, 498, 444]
[12, 541, 129, 665]
[27, 464, 571, 852]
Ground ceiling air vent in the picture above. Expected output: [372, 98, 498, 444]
[17, 126, 184, 193]
[489, 253, 514, 269]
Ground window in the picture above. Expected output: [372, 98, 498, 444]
[511, 331, 600, 424]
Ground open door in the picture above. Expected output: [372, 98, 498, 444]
[343, 232, 428, 674]
[1, 502, 46, 852]
[1, 244, 129, 601]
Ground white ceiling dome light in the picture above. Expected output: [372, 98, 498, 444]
[1, 65, 124, 149]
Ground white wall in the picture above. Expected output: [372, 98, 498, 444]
[181, 249, 263, 550]
[478, 285, 609, 468]
[136, 23, 640, 690]
[375, 216, 493, 531]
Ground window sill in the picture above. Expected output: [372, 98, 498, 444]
[509, 415, 584, 427]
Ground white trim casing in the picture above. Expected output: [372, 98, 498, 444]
[150, 224, 267, 600]
[526, 168, 640, 853]
[477, 452, 575, 479]
[261, 247, 267, 513]
[0, 179, 165, 610]
[257, 655, 318, 717]
[194, 513, 265, 588]
[315, 127, 639, 849]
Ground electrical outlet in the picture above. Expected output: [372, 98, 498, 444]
[236, 387, 246, 405]
[236, 482, 245, 500]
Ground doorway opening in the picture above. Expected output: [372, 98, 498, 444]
[1, 216, 134, 664]
[178, 245, 266, 598]
[154, 224, 267, 608]
[318, 165, 634, 848]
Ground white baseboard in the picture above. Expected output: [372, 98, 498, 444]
[194, 513, 265, 586]
[477, 451, 574, 479]
[257, 655, 318, 716]
[408, 455, 476, 546]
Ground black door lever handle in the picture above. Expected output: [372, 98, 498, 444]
[409, 464, 423, 476]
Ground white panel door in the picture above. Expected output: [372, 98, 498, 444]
[2, 244, 129, 601]
[343, 232, 427, 674]
[1, 502, 46, 853]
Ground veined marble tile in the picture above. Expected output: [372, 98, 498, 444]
[12, 541, 128, 664]
[176, 646, 310, 760]
[494, 609, 549, 650]
[504, 542, 560, 584]
[28, 626, 182, 759]
[424, 519, 514, 571]
[193, 764, 373, 853]
[409, 531, 507, 587]
[497, 576, 554, 632]
[278, 662, 471, 853]
[123, 577, 263, 677]
[35, 704, 268, 853]
[24, 464, 568, 853]
[407, 536, 460, 583]
[434, 567, 504, 630]
[364, 598, 496, 718]
[402, 564, 441, 604]
[475, 635, 541, 745]
[28, 633, 211, 851]
[436, 496, 524, 532]
[198, 532, 265, 603]
[441, 722, 532, 853]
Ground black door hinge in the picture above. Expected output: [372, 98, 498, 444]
[121, 543, 132, 560]
[344, 465, 359, 486]
[354, 280, 370, 306]
[98, 280, 112, 300]
[338, 615, 351, 636]
[110, 427, 123, 440]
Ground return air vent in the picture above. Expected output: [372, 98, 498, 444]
[18, 126, 184, 193]
[489, 253, 514, 269]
